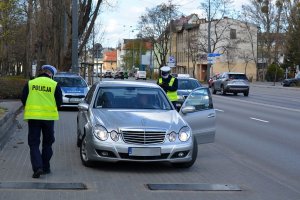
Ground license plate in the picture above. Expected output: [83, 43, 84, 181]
[128, 147, 161, 156]
[69, 98, 81, 103]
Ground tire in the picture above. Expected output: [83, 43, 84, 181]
[244, 91, 249, 96]
[76, 128, 82, 147]
[290, 83, 296, 87]
[80, 134, 94, 167]
[172, 137, 198, 168]
[233, 92, 237, 96]
[221, 85, 226, 95]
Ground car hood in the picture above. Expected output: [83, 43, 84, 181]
[283, 78, 296, 82]
[177, 89, 193, 96]
[91, 109, 186, 132]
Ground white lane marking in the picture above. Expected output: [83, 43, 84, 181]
[250, 117, 269, 123]
[213, 95, 300, 113]
[215, 109, 224, 112]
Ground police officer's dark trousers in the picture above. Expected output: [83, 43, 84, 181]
[28, 120, 55, 172]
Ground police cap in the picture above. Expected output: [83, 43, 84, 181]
[42, 65, 57, 75]
[160, 66, 171, 72]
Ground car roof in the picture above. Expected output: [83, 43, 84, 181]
[177, 74, 190, 78]
[177, 77, 199, 81]
[54, 72, 81, 77]
[97, 81, 160, 88]
[225, 72, 245, 74]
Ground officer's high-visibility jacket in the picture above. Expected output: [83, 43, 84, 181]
[158, 77, 178, 101]
[24, 77, 59, 120]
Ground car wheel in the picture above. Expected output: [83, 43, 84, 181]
[172, 137, 198, 168]
[80, 134, 94, 167]
[212, 85, 216, 94]
[244, 91, 249, 96]
[290, 83, 296, 87]
[76, 127, 82, 147]
[221, 85, 226, 95]
[233, 92, 237, 96]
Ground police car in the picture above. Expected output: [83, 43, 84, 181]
[53, 72, 89, 107]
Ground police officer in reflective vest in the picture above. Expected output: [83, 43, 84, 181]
[157, 66, 178, 109]
[21, 65, 62, 178]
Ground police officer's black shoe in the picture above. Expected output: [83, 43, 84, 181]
[32, 168, 43, 178]
[42, 169, 51, 175]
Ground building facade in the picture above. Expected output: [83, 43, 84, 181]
[170, 15, 258, 81]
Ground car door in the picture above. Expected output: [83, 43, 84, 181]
[179, 87, 216, 144]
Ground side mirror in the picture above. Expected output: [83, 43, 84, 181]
[78, 102, 89, 111]
[181, 105, 196, 114]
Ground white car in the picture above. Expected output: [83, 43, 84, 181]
[135, 71, 147, 80]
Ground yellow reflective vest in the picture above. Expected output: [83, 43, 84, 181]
[159, 77, 178, 101]
[24, 77, 59, 120]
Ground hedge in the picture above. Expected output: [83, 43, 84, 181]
[0, 76, 28, 99]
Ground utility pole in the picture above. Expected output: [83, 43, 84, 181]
[72, 0, 78, 73]
[207, 0, 212, 81]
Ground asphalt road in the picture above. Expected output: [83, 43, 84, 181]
[0, 80, 299, 200]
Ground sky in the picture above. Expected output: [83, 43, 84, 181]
[97, 0, 246, 48]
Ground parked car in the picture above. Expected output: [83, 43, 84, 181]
[211, 72, 250, 96]
[114, 71, 124, 79]
[77, 81, 216, 168]
[282, 72, 300, 87]
[53, 72, 89, 107]
[135, 70, 147, 80]
[104, 71, 113, 78]
[175, 77, 202, 110]
[124, 71, 129, 79]
[208, 74, 220, 88]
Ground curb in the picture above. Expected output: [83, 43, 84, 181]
[0, 101, 23, 150]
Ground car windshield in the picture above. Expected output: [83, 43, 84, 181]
[54, 77, 87, 87]
[94, 87, 172, 110]
[178, 79, 201, 90]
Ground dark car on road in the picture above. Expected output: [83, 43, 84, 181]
[211, 72, 250, 96]
[175, 77, 202, 109]
[114, 71, 124, 79]
[104, 71, 113, 78]
[282, 73, 300, 87]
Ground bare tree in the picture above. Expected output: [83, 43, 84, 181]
[137, 1, 180, 68]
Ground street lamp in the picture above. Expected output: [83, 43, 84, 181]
[207, 0, 212, 81]
[72, 0, 79, 73]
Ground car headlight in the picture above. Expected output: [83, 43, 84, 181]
[94, 125, 108, 141]
[178, 127, 191, 142]
[168, 132, 177, 142]
[110, 130, 119, 142]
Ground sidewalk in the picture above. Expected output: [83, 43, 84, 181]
[0, 100, 23, 150]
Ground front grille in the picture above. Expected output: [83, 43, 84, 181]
[122, 129, 166, 144]
[65, 95, 85, 98]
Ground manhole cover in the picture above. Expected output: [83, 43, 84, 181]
[0, 182, 87, 190]
[146, 183, 242, 191]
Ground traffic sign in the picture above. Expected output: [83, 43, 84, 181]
[208, 53, 221, 57]
[169, 56, 175, 63]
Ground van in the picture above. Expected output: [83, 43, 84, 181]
[135, 71, 147, 80]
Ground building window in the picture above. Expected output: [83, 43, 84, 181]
[230, 29, 237, 39]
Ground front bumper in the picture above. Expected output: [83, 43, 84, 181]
[85, 136, 193, 163]
[61, 96, 85, 107]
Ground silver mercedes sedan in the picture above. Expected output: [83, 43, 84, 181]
[77, 81, 216, 168]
